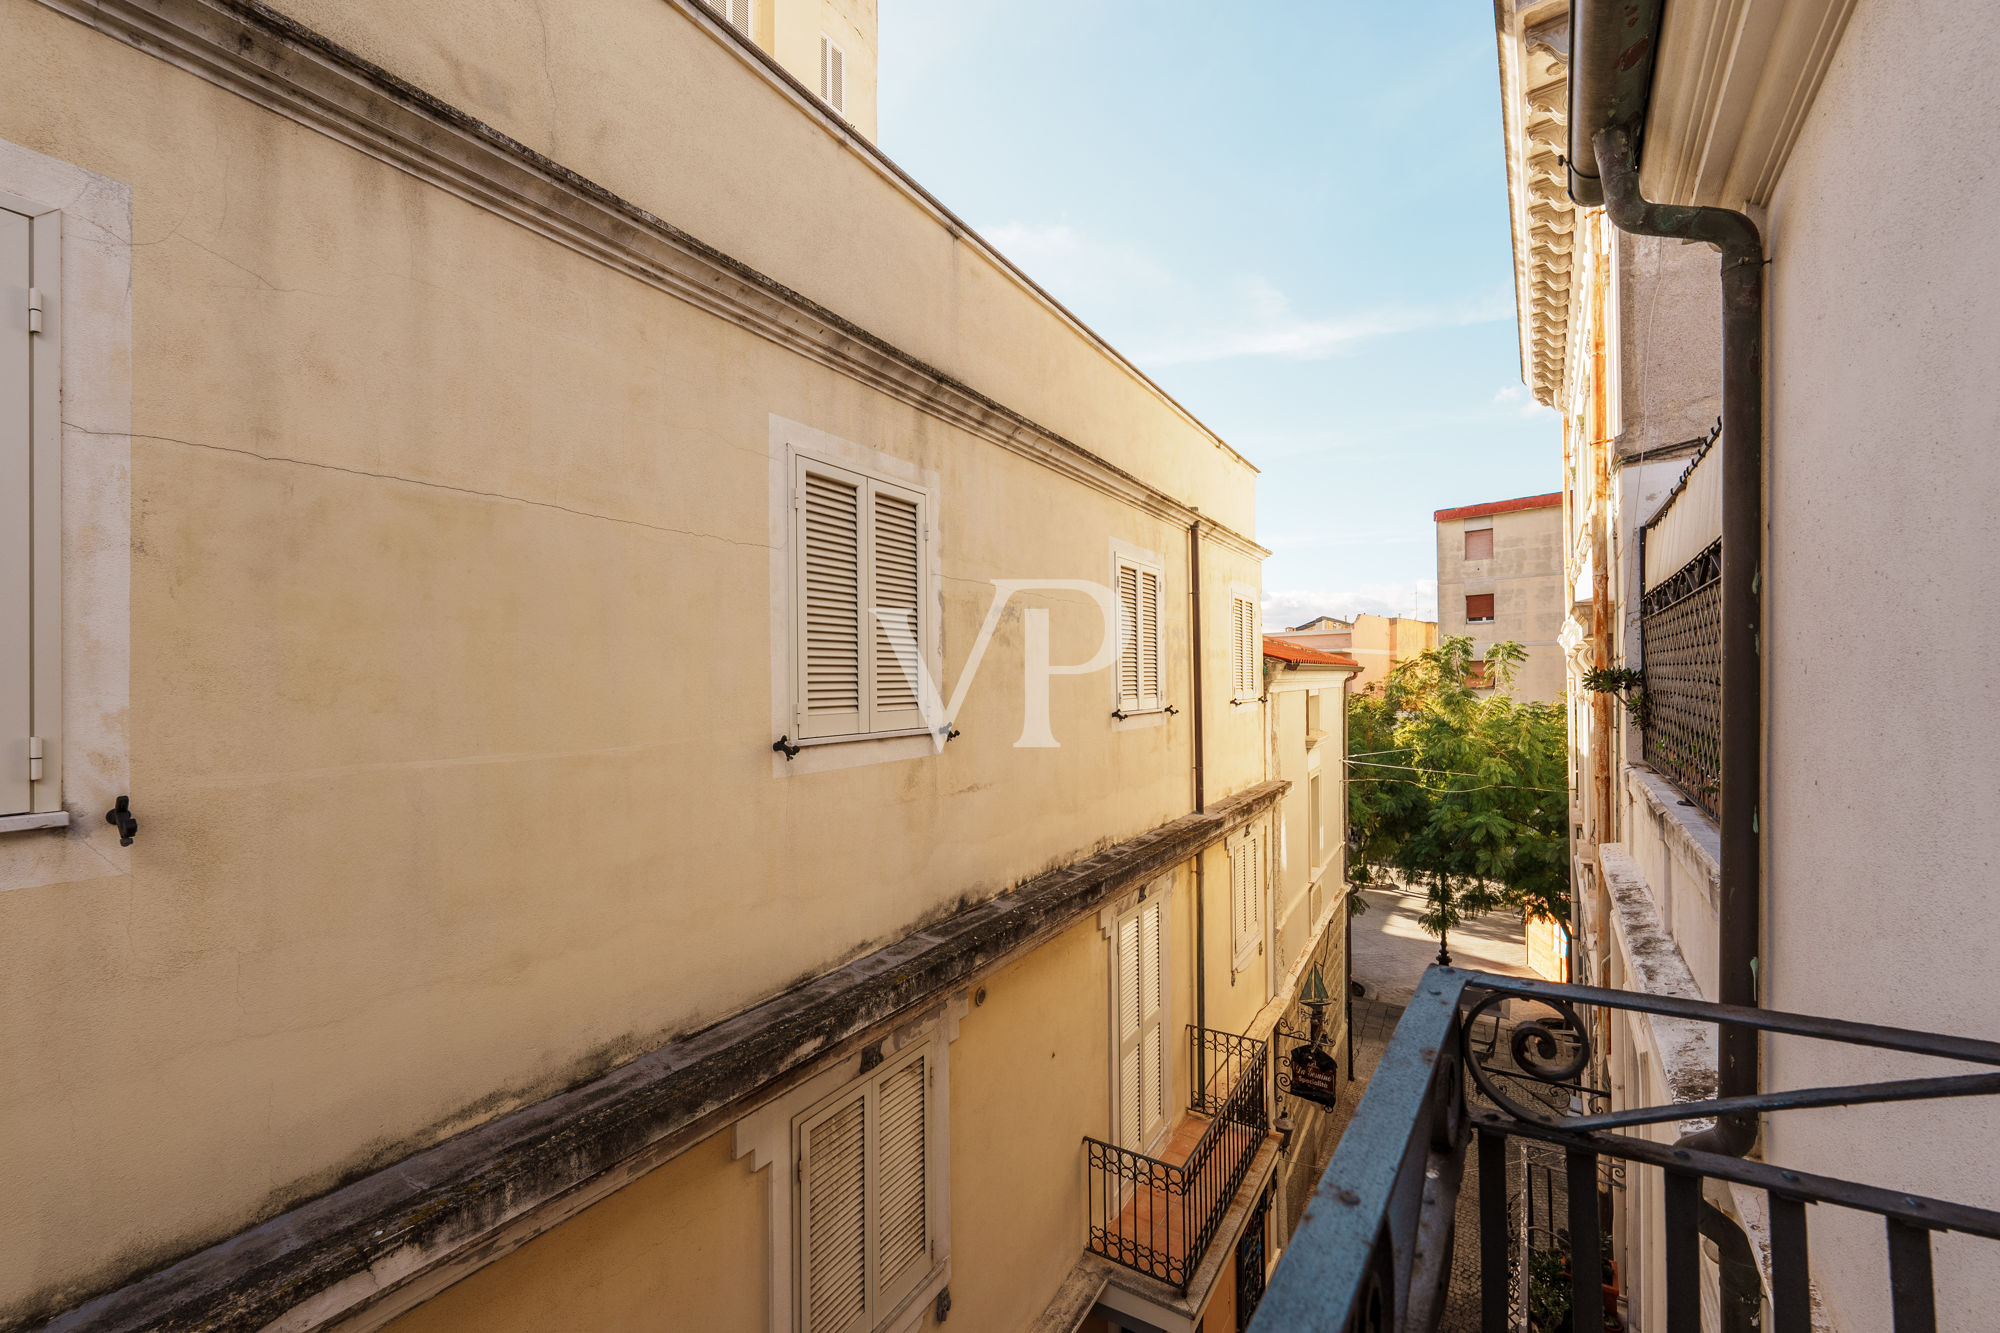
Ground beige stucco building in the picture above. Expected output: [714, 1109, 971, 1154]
[1268, 613, 1434, 694]
[1489, 0, 2000, 1328]
[0, 3, 1353, 1331]
[1433, 492, 1565, 701]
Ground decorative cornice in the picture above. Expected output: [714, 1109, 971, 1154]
[1495, 0, 1579, 408]
[1639, 0, 1862, 211]
[28, 0, 1268, 560]
[32, 782, 1288, 1333]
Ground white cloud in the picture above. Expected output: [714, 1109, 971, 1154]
[1140, 289, 1512, 367]
[1262, 582, 1439, 630]
[979, 219, 1510, 369]
[1495, 382, 1558, 420]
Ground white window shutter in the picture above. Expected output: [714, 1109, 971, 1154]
[1116, 563, 1141, 709]
[1139, 569, 1162, 710]
[873, 1051, 931, 1312]
[728, 0, 752, 35]
[1139, 900, 1165, 1134]
[800, 1090, 871, 1333]
[821, 36, 847, 114]
[1114, 900, 1167, 1147]
[0, 208, 32, 816]
[797, 461, 865, 738]
[1116, 912, 1143, 1147]
[866, 484, 925, 732]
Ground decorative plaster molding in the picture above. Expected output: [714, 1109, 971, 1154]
[1496, 0, 1578, 405]
[26, 0, 1268, 562]
[1639, 0, 1862, 211]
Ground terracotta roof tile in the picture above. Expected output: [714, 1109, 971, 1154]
[1433, 491, 1563, 522]
[1262, 637, 1361, 669]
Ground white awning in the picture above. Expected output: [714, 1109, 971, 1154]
[1643, 442, 1722, 589]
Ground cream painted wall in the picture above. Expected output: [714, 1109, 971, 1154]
[1612, 231, 1720, 455]
[263, 0, 1252, 534]
[1435, 506, 1566, 702]
[770, 0, 879, 139]
[382, 1129, 766, 1333]
[1760, 0, 2000, 1326]
[0, 0, 1265, 1317]
[368, 863, 1208, 1333]
[947, 906, 1135, 1333]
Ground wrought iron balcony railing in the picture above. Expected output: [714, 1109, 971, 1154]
[1249, 968, 2000, 1333]
[1085, 1027, 1270, 1290]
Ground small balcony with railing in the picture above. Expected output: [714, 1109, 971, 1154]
[1636, 433, 1723, 820]
[1084, 1027, 1278, 1310]
[1249, 968, 2000, 1333]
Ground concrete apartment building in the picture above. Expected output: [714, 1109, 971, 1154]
[1268, 614, 1435, 693]
[1432, 492, 1565, 702]
[0, 3, 1354, 1331]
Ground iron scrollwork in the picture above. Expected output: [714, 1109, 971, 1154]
[1460, 987, 1595, 1126]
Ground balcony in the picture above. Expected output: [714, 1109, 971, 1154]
[1085, 1027, 1272, 1291]
[1637, 435, 1723, 819]
[1250, 967, 2000, 1332]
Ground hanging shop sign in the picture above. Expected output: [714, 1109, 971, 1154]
[1287, 1044, 1340, 1108]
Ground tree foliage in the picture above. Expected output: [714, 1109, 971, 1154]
[1347, 636, 1569, 957]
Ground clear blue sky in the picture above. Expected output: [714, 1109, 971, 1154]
[878, 0, 1560, 626]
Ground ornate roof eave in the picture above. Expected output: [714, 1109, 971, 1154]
[1495, 0, 1578, 409]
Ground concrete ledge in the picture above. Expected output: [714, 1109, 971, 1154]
[1028, 1260, 1110, 1333]
[1626, 766, 1720, 899]
[36, 782, 1285, 1333]
[1596, 842, 1718, 1128]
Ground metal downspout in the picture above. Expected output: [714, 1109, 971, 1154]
[1569, 0, 1764, 1158]
[1190, 520, 1207, 1038]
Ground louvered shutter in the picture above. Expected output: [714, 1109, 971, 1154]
[1115, 912, 1143, 1147]
[874, 1051, 931, 1313]
[1138, 901, 1165, 1136]
[797, 460, 864, 739]
[867, 483, 925, 733]
[800, 1090, 870, 1333]
[0, 207, 31, 815]
[1231, 595, 1259, 699]
[1115, 563, 1141, 710]
[1114, 900, 1166, 1148]
[1229, 598, 1246, 699]
[1138, 569, 1162, 711]
[821, 36, 846, 114]
[1232, 840, 1262, 967]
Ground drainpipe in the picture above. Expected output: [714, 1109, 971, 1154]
[1569, 0, 1763, 1157]
[1190, 520, 1207, 1038]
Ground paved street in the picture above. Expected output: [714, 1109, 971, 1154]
[1349, 881, 1536, 1004]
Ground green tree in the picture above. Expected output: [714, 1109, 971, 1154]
[1347, 636, 1569, 964]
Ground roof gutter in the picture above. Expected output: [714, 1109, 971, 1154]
[1567, 0, 1765, 1159]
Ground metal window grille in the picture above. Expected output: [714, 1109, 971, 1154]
[1639, 538, 1722, 820]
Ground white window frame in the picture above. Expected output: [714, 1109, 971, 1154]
[1109, 540, 1166, 720]
[769, 418, 942, 777]
[1225, 825, 1265, 974]
[0, 188, 59, 823]
[1228, 583, 1261, 704]
[820, 34, 848, 115]
[734, 997, 964, 1333]
[1098, 873, 1176, 1154]
[0, 139, 129, 850]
